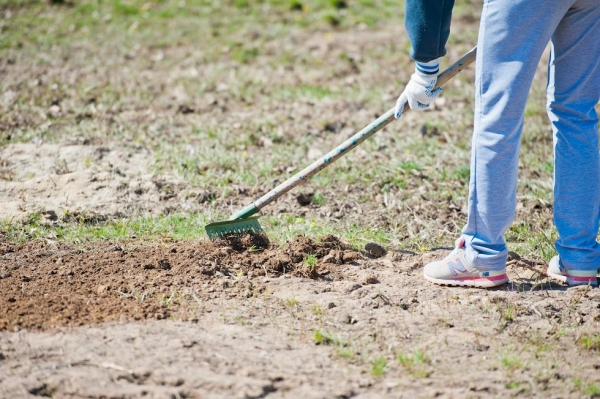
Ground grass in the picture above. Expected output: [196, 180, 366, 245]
[499, 349, 524, 373]
[397, 349, 431, 378]
[313, 328, 357, 360]
[286, 298, 299, 307]
[577, 333, 600, 352]
[573, 378, 600, 397]
[0, 206, 396, 249]
[0, 210, 211, 243]
[303, 253, 318, 269]
[504, 381, 522, 390]
[313, 328, 348, 348]
[2, 2, 600, 397]
[370, 357, 386, 377]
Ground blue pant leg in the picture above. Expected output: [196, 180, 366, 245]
[461, 0, 570, 271]
[548, 0, 600, 272]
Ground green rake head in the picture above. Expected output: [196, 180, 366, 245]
[204, 216, 263, 240]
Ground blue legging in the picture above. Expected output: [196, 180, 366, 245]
[461, 0, 600, 272]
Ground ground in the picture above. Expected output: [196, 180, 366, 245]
[1, 0, 600, 398]
[2, 237, 600, 398]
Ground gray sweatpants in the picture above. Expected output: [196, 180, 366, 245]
[461, 0, 600, 272]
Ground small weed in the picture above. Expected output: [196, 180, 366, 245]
[577, 333, 600, 351]
[573, 378, 600, 397]
[397, 349, 431, 378]
[397, 353, 413, 368]
[452, 165, 470, 182]
[289, 0, 304, 11]
[160, 292, 177, 307]
[505, 381, 522, 390]
[334, 347, 354, 358]
[303, 253, 317, 270]
[313, 329, 347, 348]
[497, 304, 517, 331]
[413, 350, 430, 364]
[323, 12, 341, 27]
[235, 269, 245, 281]
[555, 326, 568, 338]
[500, 351, 523, 372]
[370, 357, 386, 377]
[527, 332, 552, 353]
[330, 0, 347, 9]
[438, 318, 454, 328]
[233, 0, 249, 8]
[248, 245, 263, 253]
[502, 305, 516, 322]
[311, 305, 323, 316]
[400, 160, 422, 172]
[286, 298, 299, 307]
[314, 329, 334, 345]
[312, 192, 326, 205]
[53, 159, 71, 175]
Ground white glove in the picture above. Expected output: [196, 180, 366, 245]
[395, 59, 443, 118]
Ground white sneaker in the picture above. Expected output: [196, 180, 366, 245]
[423, 239, 509, 288]
[547, 256, 598, 287]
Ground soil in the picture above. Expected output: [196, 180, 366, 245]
[0, 234, 361, 331]
[2, 3, 600, 398]
[0, 143, 189, 219]
[1, 235, 600, 398]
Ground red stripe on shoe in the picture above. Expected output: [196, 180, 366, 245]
[567, 276, 597, 282]
[456, 274, 508, 282]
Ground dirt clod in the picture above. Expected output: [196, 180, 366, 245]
[296, 193, 314, 206]
[215, 232, 271, 252]
[360, 273, 379, 285]
[157, 259, 171, 270]
[365, 242, 386, 258]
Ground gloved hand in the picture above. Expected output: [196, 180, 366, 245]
[394, 59, 443, 118]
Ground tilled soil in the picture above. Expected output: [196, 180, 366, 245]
[0, 234, 362, 331]
[1, 235, 600, 398]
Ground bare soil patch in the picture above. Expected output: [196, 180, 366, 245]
[0, 143, 190, 219]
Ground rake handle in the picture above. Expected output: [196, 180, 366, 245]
[230, 47, 477, 220]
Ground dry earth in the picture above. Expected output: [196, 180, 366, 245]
[1, 235, 599, 398]
[0, 142, 191, 219]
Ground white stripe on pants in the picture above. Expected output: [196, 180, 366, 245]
[461, 0, 600, 272]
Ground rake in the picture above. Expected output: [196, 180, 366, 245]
[205, 47, 477, 240]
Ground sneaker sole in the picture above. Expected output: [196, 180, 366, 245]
[548, 270, 598, 287]
[424, 274, 509, 288]
[547, 270, 567, 284]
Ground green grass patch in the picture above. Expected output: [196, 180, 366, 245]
[499, 350, 524, 372]
[397, 349, 431, 378]
[1, 210, 210, 244]
[370, 357, 386, 377]
[577, 333, 600, 351]
[573, 378, 600, 397]
[313, 328, 348, 347]
[303, 253, 318, 269]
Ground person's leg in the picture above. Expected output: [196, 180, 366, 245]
[423, 0, 575, 287]
[461, 0, 572, 271]
[547, 0, 600, 282]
